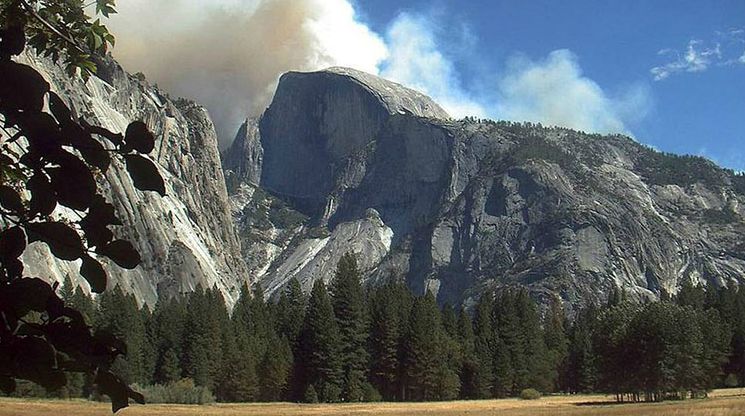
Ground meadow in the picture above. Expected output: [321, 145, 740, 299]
[2, 389, 745, 416]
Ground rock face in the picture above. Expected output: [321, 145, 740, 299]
[241, 67, 449, 219]
[224, 67, 745, 309]
[18, 55, 743, 311]
[20, 54, 247, 306]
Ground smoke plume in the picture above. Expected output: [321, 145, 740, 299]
[107, 1, 650, 145]
[106, 0, 387, 145]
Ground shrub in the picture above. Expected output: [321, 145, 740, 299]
[724, 373, 739, 388]
[362, 382, 382, 402]
[132, 378, 214, 405]
[303, 384, 319, 403]
[519, 388, 541, 400]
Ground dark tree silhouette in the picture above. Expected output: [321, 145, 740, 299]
[1, 0, 165, 411]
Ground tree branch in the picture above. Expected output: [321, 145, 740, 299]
[19, 0, 88, 55]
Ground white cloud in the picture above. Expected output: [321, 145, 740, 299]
[106, 2, 649, 141]
[651, 40, 721, 80]
[496, 50, 651, 134]
[379, 14, 648, 134]
[380, 13, 486, 118]
[652, 30, 745, 80]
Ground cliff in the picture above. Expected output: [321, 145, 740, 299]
[20, 54, 248, 306]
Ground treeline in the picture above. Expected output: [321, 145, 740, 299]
[564, 284, 735, 401]
[9, 255, 745, 403]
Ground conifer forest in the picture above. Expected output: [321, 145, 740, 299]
[8, 254, 743, 405]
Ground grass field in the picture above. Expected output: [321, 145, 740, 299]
[2, 389, 745, 416]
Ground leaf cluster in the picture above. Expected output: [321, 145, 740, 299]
[1, 1, 166, 411]
[1, 0, 117, 78]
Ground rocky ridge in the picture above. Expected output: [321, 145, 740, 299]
[16, 55, 743, 310]
[224, 67, 745, 309]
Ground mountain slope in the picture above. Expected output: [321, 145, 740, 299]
[224, 67, 745, 308]
[20, 54, 248, 306]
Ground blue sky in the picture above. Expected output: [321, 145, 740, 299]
[354, 0, 745, 170]
[108, 0, 744, 169]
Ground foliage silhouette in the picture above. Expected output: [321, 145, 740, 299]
[1, 0, 165, 411]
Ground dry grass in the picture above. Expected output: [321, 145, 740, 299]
[1, 389, 744, 416]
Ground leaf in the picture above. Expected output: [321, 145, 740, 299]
[80, 255, 106, 293]
[0, 22, 25, 57]
[27, 173, 56, 216]
[48, 159, 97, 211]
[128, 386, 145, 404]
[0, 61, 50, 112]
[80, 218, 113, 249]
[0, 376, 16, 395]
[77, 135, 111, 171]
[4, 258, 23, 279]
[124, 121, 155, 153]
[13, 336, 59, 385]
[96, 240, 140, 269]
[0, 185, 24, 213]
[0, 226, 26, 261]
[17, 112, 64, 153]
[48, 92, 72, 124]
[4, 278, 56, 316]
[95, 371, 129, 413]
[124, 154, 166, 196]
[94, 329, 127, 356]
[82, 119, 123, 146]
[88, 194, 121, 225]
[26, 222, 85, 261]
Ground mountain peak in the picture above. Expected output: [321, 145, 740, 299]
[280, 67, 450, 120]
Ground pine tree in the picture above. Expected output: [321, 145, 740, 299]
[472, 293, 496, 398]
[139, 304, 157, 385]
[369, 280, 404, 400]
[698, 308, 731, 390]
[181, 286, 228, 390]
[277, 279, 307, 401]
[493, 290, 523, 396]
[403, 292, 448, 401]
[441, 303, 458, 339]
[299, 279, 343, 402]
[676, 279, 706, 310]
[151, 297, 186, 384]
[277, 278, 306, 342]
[158, 348, 182, 384]
[218, 284, 266, 402]
[437, 313, 462, 401]
[70, 285, 96, 325]
[95, 285, 147, 384]
[543, 296, 568, 392]
[259, 335, 293, 401]
[562, 305, 597, 393]
[456, 307, 479, 399]
[330, 253, 369, 401]
[515, 289, 552, 392]
[217, 318, 258, 402]
[58, 275, 76, 303]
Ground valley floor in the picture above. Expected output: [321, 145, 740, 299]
[2, 389, 745, 416]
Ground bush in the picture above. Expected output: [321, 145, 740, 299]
[519, 388, 541, 400]
[362, 382, 382, 402]
[303, 384, 319, 403]
[132, 378, 214, 404]
[725, 373, 740, 388]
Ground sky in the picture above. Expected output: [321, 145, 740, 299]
[104, 0, 745, 171]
